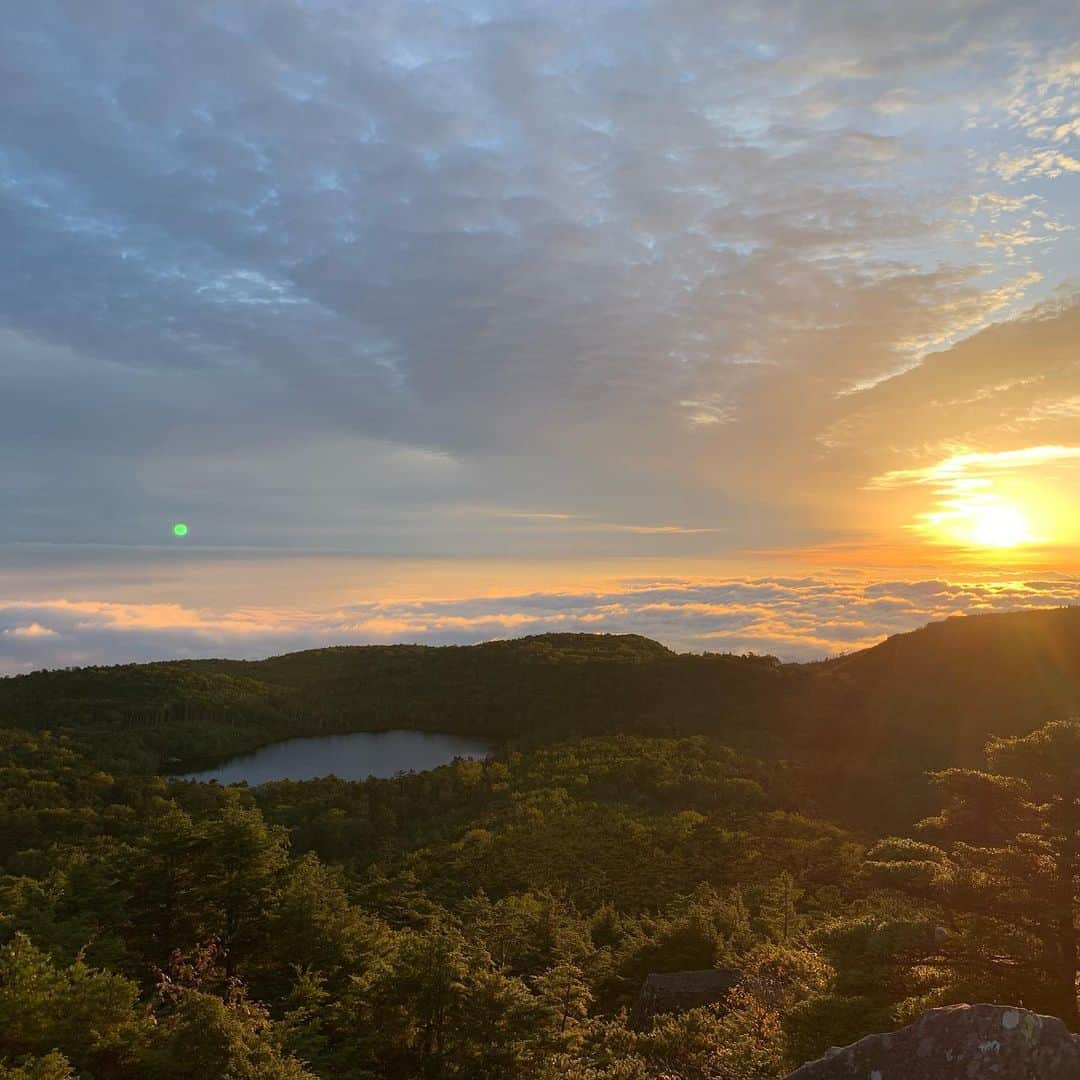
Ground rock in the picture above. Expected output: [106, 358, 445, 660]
[628, 969, 740, 1030]
[786, 1003, 1080, 1079]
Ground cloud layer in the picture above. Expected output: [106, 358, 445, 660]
[3, 574, 1077, 673]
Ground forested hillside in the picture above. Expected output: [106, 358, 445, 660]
[3, 608, 1080, 1077]
[788, 605, 1080, 821]
[5, 608, 1080, 824]
[0, 633, 793, 773]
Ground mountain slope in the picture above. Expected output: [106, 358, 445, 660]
[781, 605, 1080, 822]
[2, 611, 1080, 828]
[0, 633, 790, 771]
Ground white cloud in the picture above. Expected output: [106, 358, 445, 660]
[995, 148, 1080, 180]
[1, 622, 58, 639]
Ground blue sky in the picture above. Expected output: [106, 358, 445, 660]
[2, 1, 1078, 670]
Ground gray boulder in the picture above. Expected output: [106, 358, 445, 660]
[786, 1003, 1080, 1078]
[628, 968, 739, 1029]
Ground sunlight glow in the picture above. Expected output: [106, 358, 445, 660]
[970, 504, 1032, 548]
[867, 444, 1080, 557]
[917, 496, 1042, 553]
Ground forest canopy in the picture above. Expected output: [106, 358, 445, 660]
[4, 609, 1080, 1077]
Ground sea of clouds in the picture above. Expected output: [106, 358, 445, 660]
[2, 575, 1077, 674]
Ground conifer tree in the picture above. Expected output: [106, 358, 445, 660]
[196, 805, 290, 981]
[0, 935, 145, 1077]
[870, 719, 1080, 1026]
[758, 872, 804, 944]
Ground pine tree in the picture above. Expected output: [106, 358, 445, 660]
[0, 934, 146, 1077]
[870, 719, 1080, 1026]
[123, 808, 207, 968]
[196, 805, 290, 981]
[536, 959, 592, 1042]
[757, 872, 804, 944]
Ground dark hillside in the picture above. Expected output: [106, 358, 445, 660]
[0, 663, 300, 771]
[3, 612, 1080, 828]
[823, 605, 1080, 745]
[191, 632, 788, 747]
[784, 605, 1080, 824]
[0, 633, 792, 772]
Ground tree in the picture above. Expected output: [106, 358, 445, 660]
[0, 1053, 75, 1080]
[0, 934, 146, 1077]
[340, 918, 550, 1078]
[757, 872, 804, 944]
[261, 853, 390, 998]
[536, 960, 592, 1044]
[196, 806, 289, 981]
[869, 719, 1080, 1026]
[122, 808, 207, 969]
[142, 986, 316, 1079]
[559, 1002, 785, 1080]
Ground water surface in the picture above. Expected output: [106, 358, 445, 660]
[179, 730, 494, 785]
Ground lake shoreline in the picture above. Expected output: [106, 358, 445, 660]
[175, 728, 498, 786]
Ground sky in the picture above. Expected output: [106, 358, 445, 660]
[2, 0, 1079, 672]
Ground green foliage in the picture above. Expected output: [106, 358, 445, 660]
[0, 1053, 76, 1080]
[0, 721, 870, 1077]
[142, 985, 316, 1079]
[864, 837, 952, 893]
[634, 1001, 785, 1080]
[9, 608, 1080, 828]
[0, 634, 791, 776]
[867, 718, 1080, 1026]
[756, 872, 804, 944]
[6, 616, 1080, 1075]
[783, 993, 882, 1071]
[331, 917, 554, 1078]
[0, 934, 146, 1076]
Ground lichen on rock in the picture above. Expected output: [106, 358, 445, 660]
[785, 1003, 1080, 1078]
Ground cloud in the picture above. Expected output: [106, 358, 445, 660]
[868, 445, 1080, 490]
[995, 149, 1080, 181]
[1, 1, 1077, 559]
[820, 300, 1080, 470]
[2, 575, 1078, 673]
[1, 623, 58, 639]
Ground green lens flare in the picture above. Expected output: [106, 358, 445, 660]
[172, 523, 189, 537]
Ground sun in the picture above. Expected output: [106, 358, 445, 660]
[970, 504, 1031, 549]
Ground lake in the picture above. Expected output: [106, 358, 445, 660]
[178, 730, 495, 785]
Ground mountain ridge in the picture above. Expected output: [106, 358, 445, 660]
[3, 607, 1079, 828]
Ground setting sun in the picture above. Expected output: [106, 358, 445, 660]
[869, 446, 1080, 559]
[970, 504, 1032, 549]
